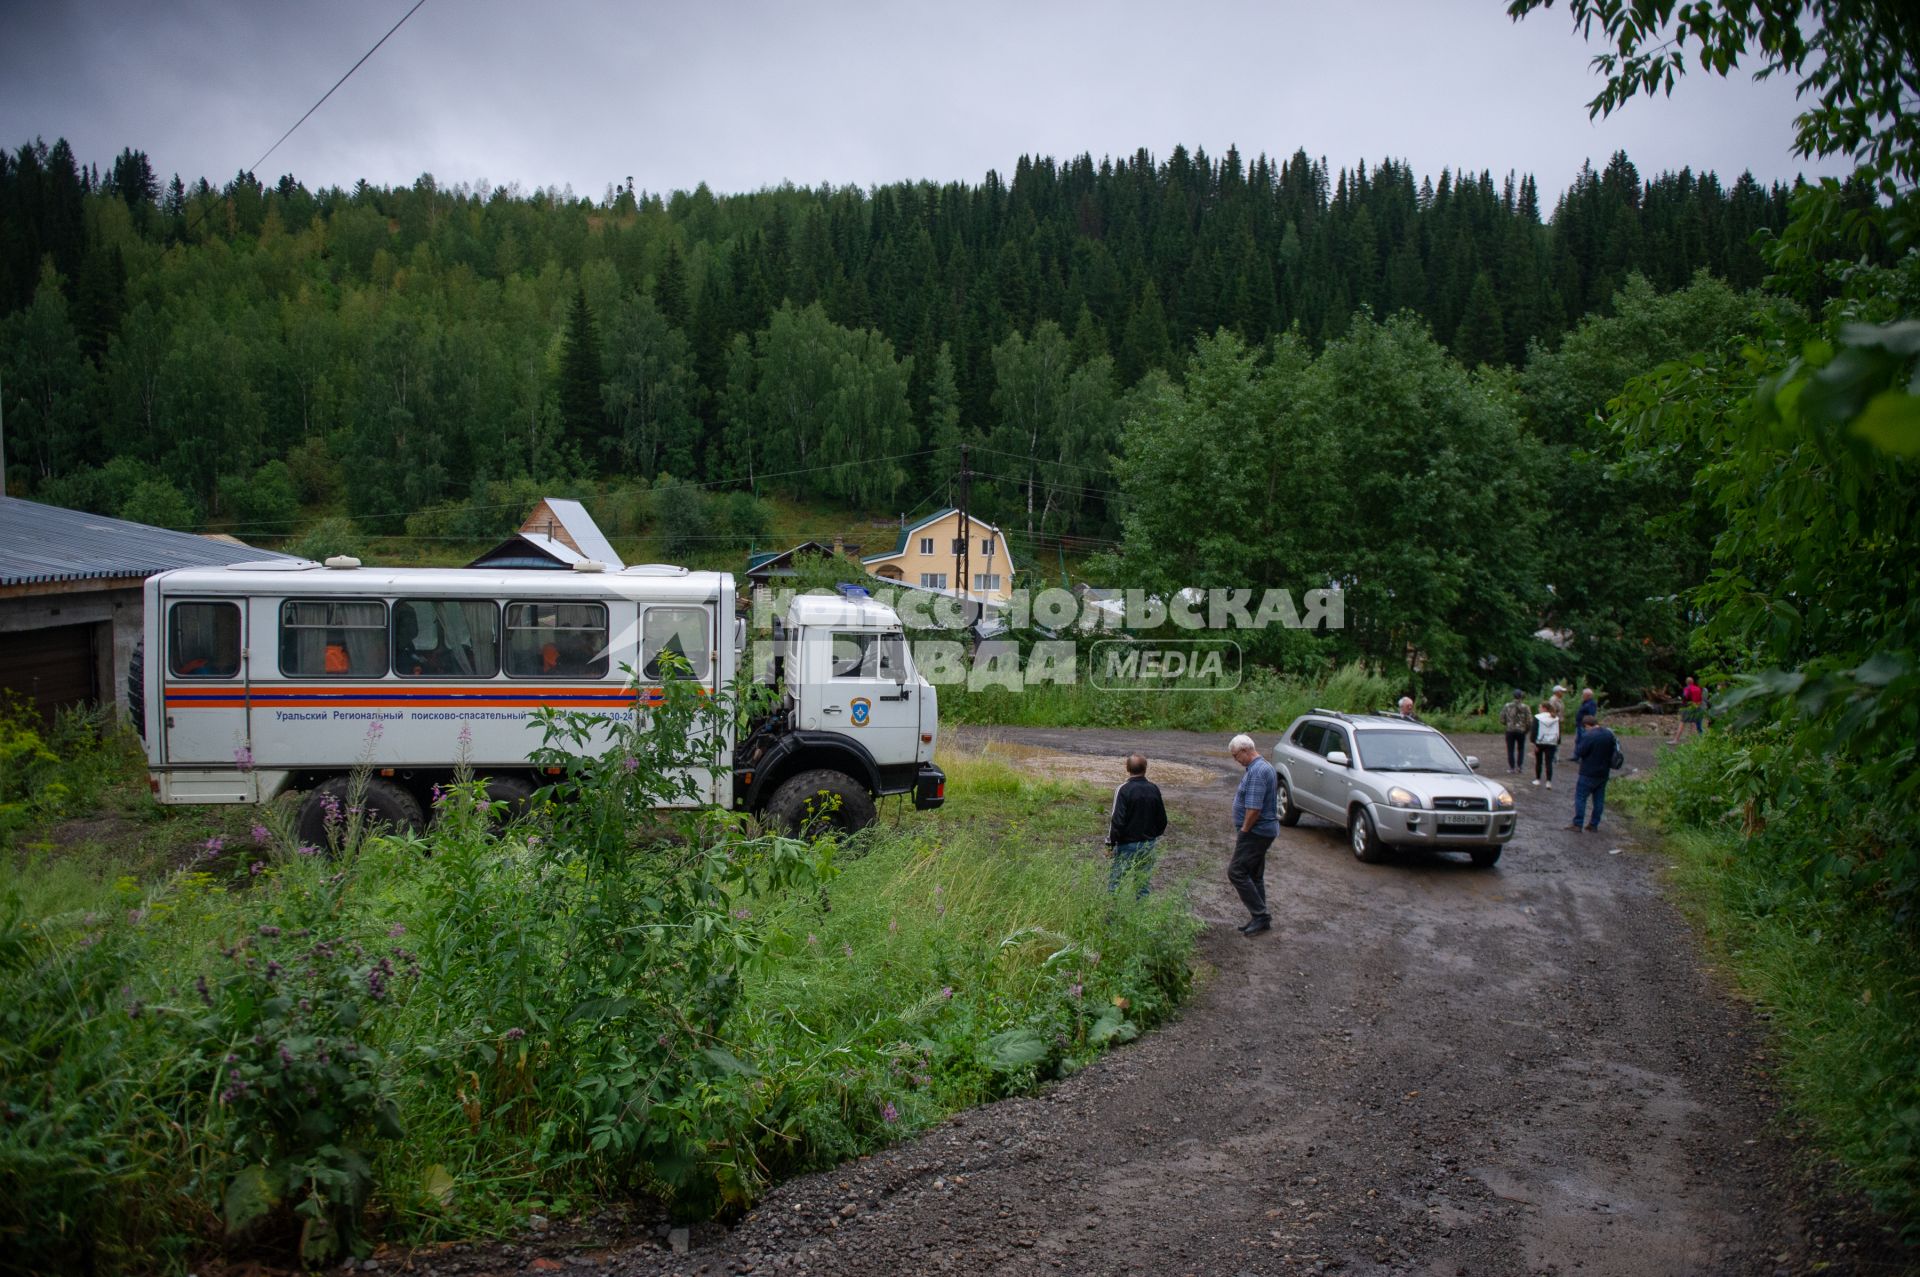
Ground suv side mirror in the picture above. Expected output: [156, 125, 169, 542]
[1464, 755, 1480, 770]
[1326, 750, 1350, 767]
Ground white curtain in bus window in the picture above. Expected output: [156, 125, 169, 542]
[280, 600, 388, 677]
[168, 602, 242, 678]
[505, 602, 609, 678]
[394, 599, 499, 678]
[641, 607, 710, 680]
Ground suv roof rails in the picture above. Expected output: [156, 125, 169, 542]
[1309, 707, 1353, 720]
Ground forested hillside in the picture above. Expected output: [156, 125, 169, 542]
[3, 139, 1786, 527]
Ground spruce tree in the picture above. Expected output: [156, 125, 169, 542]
[558, 287, 606, 454]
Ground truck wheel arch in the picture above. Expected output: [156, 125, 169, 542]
[744, 733, 882, 813]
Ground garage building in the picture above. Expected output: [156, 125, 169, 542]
[0, 497, 291, 721]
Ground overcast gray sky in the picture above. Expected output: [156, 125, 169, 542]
[0, 0, 1839, 202]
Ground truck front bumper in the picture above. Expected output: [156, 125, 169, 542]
[913, 764, 946, 811]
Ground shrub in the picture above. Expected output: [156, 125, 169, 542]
[119, 476, 198, 530]
[290, 515, 362, 562]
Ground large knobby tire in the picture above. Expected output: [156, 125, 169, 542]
[479, 774, 537, 825]
[1349, 806, 1388, 864]
[1470, 845, 1503, 868]
[1276, 774, 1302, 827]
[764, 768, 877, 838]
[296, 776, 425, 852]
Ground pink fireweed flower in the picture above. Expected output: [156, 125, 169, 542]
[365, 720, 384, 741]
[233, 745, 254, 771]
[250, 823, 271, 846]
[620, 755, 640, 774]
[881, 1101, 899, 1123]
[841, 942, 854, 959]
[940, 986, 953, 999]
[388, 923, 406, 938]
[249, 861, 266, 876]
[457, 723, 473, 745]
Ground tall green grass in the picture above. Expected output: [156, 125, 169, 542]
[1620, 733, 1920, 1241]
[0, 750, 1198, 1271]
[941, 660, 1504, 734]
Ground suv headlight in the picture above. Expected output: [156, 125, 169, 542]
[1493, 788, 1515, 809]
[1386, 786, 1421, 808]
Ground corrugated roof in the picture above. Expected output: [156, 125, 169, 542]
[0, 496, 295, 588]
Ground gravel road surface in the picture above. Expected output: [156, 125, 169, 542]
[401, 726, 1907, 1277]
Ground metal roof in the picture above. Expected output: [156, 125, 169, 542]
[533, 498, 623, 569]
[0, 496, 296, 588]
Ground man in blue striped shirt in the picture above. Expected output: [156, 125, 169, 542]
[1229, 733, 1279, 936]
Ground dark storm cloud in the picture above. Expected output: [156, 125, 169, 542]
[0, 0, 1844, 199]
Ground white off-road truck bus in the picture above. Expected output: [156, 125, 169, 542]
[136, 559, 944, 844]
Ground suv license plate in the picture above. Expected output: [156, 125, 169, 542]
[1439, 813, 1486, 828]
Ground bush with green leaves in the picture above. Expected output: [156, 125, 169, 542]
[289, 515, 362, 562]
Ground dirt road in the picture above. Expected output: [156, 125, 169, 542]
[447, 727, 1902, 1276]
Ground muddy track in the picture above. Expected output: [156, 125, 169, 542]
[415, 727, 1907, 1277]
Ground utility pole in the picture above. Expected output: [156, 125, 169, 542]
[956, 443, 973, 625]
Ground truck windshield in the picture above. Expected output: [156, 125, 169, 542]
[830, 631, 910, 680]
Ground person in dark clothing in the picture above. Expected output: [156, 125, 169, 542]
[1105, 754, 1169, 896]
[1500, 688, 1531, 773]
[1574, 687, 1599, 741]
[1567, 712, 1618, 832]
[1228, 733, 1279, 935]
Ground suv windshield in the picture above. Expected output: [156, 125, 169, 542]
[1354, 729, 1470, 774]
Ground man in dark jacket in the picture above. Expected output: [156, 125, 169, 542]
[1567, 712, 1618, 832]
[1106, 754, 1169, 895]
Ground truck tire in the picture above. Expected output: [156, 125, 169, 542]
[479, 775, 537, 824]
[296, 776, 425, 852]
[764, 768, 877, 837]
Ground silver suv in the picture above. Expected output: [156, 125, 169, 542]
[1270, 710, 1516, 867]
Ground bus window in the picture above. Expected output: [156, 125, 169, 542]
[168, 601, 242, 678]
[394, 599, 499, 678]
[641, 607, 710, 680]
[505, 602, 609, 679]
[280, 600, 388, 678]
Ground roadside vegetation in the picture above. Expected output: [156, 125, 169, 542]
[1621, 733, 1920, 1235]
[940, 661, 1505, 736]
[0, 686, 1199, 1272]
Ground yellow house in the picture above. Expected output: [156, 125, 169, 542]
[862, 509, 1015, 603]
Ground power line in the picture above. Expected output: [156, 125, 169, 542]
[250, 0, 430, 177]
[198, 448, 942, 535]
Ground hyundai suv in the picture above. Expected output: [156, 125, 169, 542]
[1270, 710, 1516, 867]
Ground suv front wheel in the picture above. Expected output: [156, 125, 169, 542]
[1349, 806, 1387, 864]
[1276, 776, 1302, 827]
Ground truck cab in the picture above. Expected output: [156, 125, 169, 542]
[735, 590, 944, 833]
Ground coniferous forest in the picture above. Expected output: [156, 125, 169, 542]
[0, 136, 1837, 693]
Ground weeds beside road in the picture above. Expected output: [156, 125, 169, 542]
[0, 701, 1198, 1273]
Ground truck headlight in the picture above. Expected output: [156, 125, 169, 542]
[1493, 788, 1514, 808]
[1386, 787, 1420, 808]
